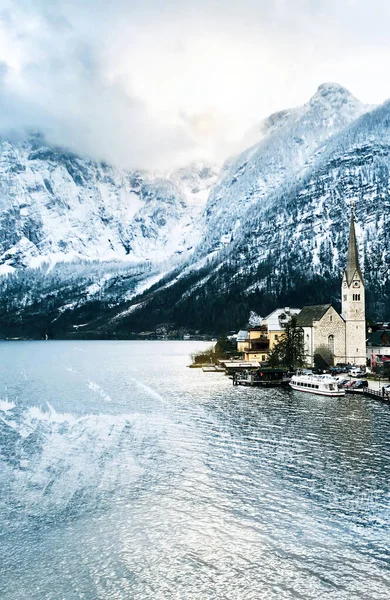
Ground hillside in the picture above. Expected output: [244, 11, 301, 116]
[1, 86, 389, 338]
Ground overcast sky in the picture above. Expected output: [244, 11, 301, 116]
[1, 0, 390, 169]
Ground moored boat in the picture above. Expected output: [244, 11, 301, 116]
[289, 373, 345, 396]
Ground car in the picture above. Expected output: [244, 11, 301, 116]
[330, 367, 342, 374]
[337, 378, 349, 387]
[353, 380, 369, 389]
[344, 380, 356, 388]
[348, 368, 366, 378]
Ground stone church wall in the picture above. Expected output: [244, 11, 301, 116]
[313, 307, 346, 365]
[345, 320, 366, 366]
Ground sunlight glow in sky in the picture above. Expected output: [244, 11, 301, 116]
[1, 0, 390, 168]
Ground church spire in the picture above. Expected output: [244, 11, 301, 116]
[345, 205, 362, 285]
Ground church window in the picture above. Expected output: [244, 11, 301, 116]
[330, 315, 333, 322]
[343, 295, 347, 301]
[328, 334, 335, 356]
[352, 294, 361, 301]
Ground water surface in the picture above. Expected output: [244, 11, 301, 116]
[1, 341, 390, 599]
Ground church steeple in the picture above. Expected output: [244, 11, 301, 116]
[341, 203, 366, 366]
[344, 208, 363, 285]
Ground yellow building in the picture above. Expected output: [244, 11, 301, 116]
[242, 326, 270, 362]
[236, 308, 301, 363]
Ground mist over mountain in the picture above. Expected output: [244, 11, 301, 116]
[1, 84, 389, 339]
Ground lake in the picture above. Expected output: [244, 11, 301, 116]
[1, 341, 390, 599]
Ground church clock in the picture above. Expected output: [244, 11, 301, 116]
[353, 280, 360, 288]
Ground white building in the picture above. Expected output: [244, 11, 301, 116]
[263, 307, 301, 350]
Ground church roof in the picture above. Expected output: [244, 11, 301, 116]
[295, 304, 332, 327]
[345, 210, 363, 285]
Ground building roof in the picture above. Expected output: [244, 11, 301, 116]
[236, 330, 248, 341]
[345, 210, 364, 285]
[295, 304, 332, 327]
[367, 329, 390, 347]
[264, 307, 301, 332]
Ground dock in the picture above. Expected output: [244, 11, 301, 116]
[346, 387, 390, 403]
[233, 369, 290, 387]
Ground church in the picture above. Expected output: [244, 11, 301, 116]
[296, 209, 366, 367]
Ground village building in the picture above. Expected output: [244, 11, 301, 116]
[241, 326, 270, 362]
[263, 307, 301, 350]
[236, 330, 249, 353]
[296, 209, 366, 366]
[367, 329, 390, 373]
[238, 309, 300, 362]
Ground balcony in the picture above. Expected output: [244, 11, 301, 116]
[244, 343, 270, 352]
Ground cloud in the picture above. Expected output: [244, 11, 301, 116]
[1, 0, 390, 169]
[0, 1, 196, 169]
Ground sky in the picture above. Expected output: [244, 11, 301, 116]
[1, 0, 390, 170]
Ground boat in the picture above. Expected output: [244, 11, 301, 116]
[233, 368, 290, 387]
[289, 373, 345, 396]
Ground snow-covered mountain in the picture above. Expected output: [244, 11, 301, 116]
[105, 85, 390, 335]
[1, 84, 390, 338]
[0, 133, 218, 274]
[198, 83, 369, 256]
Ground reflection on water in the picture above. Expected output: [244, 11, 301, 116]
[0, 341, 390, 599]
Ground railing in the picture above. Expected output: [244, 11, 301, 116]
[346, 387, 390, 401]
[367, 388, 390, 399]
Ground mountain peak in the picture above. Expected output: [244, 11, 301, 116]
[310, 82, 360, 106]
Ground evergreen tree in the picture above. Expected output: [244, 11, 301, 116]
[273, 315, 305, 370]
[267, 346, 282, 368]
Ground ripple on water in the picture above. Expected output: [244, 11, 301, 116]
[0, 341, 390, 600]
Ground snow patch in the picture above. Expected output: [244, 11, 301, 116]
[0, 399, 16, 413]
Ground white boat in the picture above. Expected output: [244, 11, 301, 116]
[289, 373, 345, 396]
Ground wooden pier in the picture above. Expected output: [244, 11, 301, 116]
[233, 369, 290, 388]
[345, 387, 390, 403]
